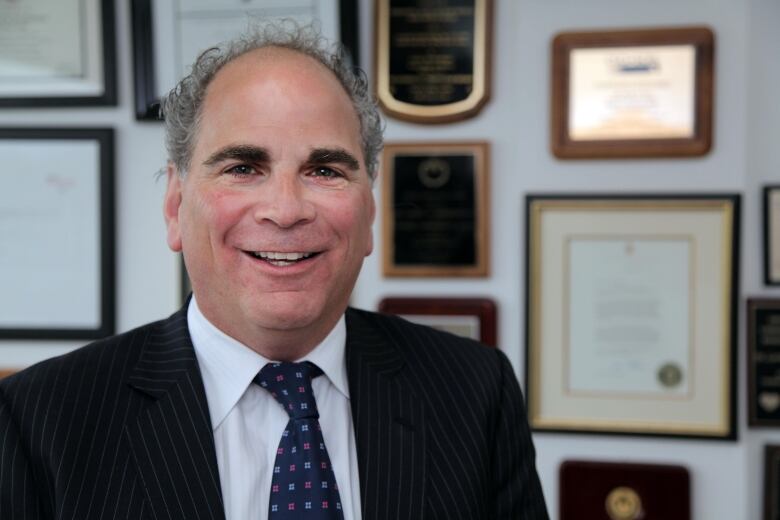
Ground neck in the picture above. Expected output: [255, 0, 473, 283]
[193, 298, 343, 362]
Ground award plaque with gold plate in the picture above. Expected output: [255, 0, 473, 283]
[560, 460, 690, 520]
[374, 0, 493, 123]
[748, 299, 780, 426]
[382, 142, 489, 277]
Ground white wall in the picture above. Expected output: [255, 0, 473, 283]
[1, 0, 777, 518]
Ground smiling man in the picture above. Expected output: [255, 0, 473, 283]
[0, 22, 548, 520]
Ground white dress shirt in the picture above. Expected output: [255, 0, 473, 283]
[187, 297, 362, 520]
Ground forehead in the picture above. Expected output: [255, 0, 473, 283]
[198, 47, 361, 141]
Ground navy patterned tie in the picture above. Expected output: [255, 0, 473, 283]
[254, 362, 344, 519]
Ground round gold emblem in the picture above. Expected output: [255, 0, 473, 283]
[417, 158, 451, 188]
[605, 486, 642, 520]
[657, 362, 683, 388]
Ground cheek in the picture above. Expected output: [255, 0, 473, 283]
[181, 188, 250, 243]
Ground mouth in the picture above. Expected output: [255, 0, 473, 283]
[243, 250, 320, 267]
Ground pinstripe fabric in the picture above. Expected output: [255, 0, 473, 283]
[0, 306, 547, 519]
[346, 308, 549, 520]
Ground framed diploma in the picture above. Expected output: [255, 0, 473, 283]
[374, 0, 493, 123]
[765, 445, 780, 520]
[0, 128, 115, 340]
[764, 186, 780, 285]
[551, 27, 714, 158]
[382, 142, 489, 277]
[131, 0, 359, 120]
[560, 460, 690, 520]
[748, 299, 780, 426]
[525, 194, 739, 439]
[0, 0, 116, 107]
[378, 297, 497, 346]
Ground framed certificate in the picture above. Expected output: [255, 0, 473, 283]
[748, 299, 780, 427]
[764, 186, 780, 285]
[131, 0, 358, 120]
[374, 0, 493, 123]
[0, 128, 115, 340]
[378, 297, 497, 346]
[525, 194, 739, 439]
[765, 445, 780, 520]
[551, 27, 714, 158]
[0, 0, 116, 107]
[381, 142, 490, 277]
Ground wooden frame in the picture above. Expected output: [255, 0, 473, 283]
[525, 194, 739, 439]
[764, 186, 780, 285]
[0, 128, 115, 340]
[0, 0, 116, 107]
[374, 0, 493, 123]
[378, 297, 497, 346]
[0, 370, 17, 380]
[747, 298, 780, 426]
[131, 0, 359, 120]
[551, 26, 714, 158]
[381, 142, 490, 277]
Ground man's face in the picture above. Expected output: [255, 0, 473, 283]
[164, 48, 375, 352]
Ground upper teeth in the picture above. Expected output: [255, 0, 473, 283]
[253, 251, 312, 260]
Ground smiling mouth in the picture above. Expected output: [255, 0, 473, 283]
[245, 250, 319, 267]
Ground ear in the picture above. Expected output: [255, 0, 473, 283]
[163, 163, 183, 252]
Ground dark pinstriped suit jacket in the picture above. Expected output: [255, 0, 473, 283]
[0, 306, 548, 519]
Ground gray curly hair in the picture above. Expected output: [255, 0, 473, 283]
[161, 20, 383, 180]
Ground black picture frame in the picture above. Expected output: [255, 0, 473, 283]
[0, 0, 117, 107]
[764, 185, 780, 286]
[0, 128, 115, 340]
[524, 193, 740, 440]
[131, 0, 360, 121]
[765, 445, 780, 520]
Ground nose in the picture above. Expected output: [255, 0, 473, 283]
[252, 172, 315, 228]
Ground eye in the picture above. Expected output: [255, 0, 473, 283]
[224, 164, 256, 176]
[311, 166, 343, 179]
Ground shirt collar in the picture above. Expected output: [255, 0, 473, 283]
[187, 296, 349, 430]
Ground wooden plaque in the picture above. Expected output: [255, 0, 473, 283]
[560, 460, 690, 520]
[375, 0, 493, 123]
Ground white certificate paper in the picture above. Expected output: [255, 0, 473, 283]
[569, 45, 696, 140]
[153, 0, 339, 99]
[567, 237, 692, 396]
[0, 140, 101, 328]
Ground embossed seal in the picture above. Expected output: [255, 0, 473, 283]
[657, 362, 683, 388]
[605, 486, 643, 520]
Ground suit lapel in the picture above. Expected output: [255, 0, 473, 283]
[346, 309, 427, 520]
[125, 308, 225, 520]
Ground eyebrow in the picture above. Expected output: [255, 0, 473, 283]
[202, 145, 271, 166]
[306, 148, 361, 171]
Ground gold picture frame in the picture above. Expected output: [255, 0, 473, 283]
[525, 194, 739, 439]
[551, 26, 714, 158]
[382, 142, 490, 277]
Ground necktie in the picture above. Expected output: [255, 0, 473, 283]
[254, 362, 344, 519]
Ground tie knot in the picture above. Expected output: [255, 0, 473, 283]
[254, 361, 322, 420]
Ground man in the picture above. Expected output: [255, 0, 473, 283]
[0, 23, 548, 520]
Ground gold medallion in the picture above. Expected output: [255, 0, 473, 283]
[605, 486, 642, 520]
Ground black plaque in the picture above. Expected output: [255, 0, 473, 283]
[749, 299, 780, 426]
[375, 0, 492, 123]
[382, 143, 489, 277]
